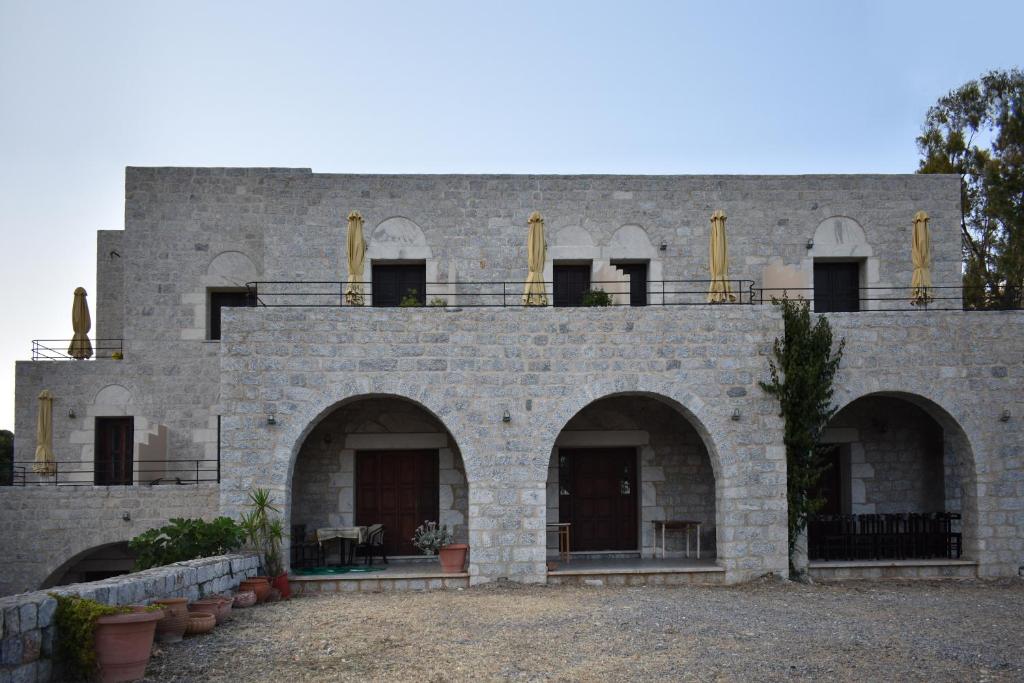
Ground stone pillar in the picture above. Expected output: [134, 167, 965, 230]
[467, 480, 546, 585]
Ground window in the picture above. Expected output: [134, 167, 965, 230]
[209, 289, 253, 340]
[611, 262, 648, 306]
[95, 417, 133, 486]
[813, 262, 861, 312]
[371, 263, 426, 307]
[553, 264, 591, 307]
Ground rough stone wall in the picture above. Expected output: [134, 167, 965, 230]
[829, 397, 946, 514]
[0, 486, 219, 597]
[291, 397, 469, 550]
[95, 230, 124, 343]
[218, 305, 789, 584]
[0, 553, 258, 683]
[546, 396, 716, 556]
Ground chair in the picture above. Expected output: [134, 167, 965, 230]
[875, 513, 904, 560]
[290, 524, 324, 569]
[355, 524, 388, 566]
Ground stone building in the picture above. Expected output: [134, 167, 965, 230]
[2, 168, 1022, 597]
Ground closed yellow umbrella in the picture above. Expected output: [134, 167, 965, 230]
[344, 211, 366, 306]
[33, 390, 56, 476]
[522, 211, 548, 305]
[911, 210, 933, 305]
[707, 210, 735, 303]
[67, 287, 93, 359]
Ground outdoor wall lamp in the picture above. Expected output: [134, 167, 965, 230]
[502, 410, 511, 423]
[731, 408, 741, 421]
[659, 241, 668, 252]
[805, 238, 814, 249]
[67, 408, 75, 419]
[1000, 409, 1011, 422]
[121, 511, 131, 521]
[266, 414, 277, 425]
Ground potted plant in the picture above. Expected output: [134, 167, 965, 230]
[52, 593, 162, 683]
[581, 288, 613, 306]
[240, 487, 290, 599]
[412, 520, 468, 573]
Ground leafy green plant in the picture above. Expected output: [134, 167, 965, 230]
[428, 297, 448, 307]
[240, 488, 286, 576]
[411, 520, 452, 555]
[128, 517, 245, 570]
[399, 289, 423, 307]
[581, 288, 613, 306]
[51, 593, 128, 680]
[759, 297, 845, 570]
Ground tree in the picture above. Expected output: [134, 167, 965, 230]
[0, 430, 12, 486]
[917, 68, 1024, 309]
[760, 299, 845, 578]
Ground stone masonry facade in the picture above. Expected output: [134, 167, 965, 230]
[3, 169, 1023, 596]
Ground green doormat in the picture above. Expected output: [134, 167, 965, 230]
[293, 565, 387, 576]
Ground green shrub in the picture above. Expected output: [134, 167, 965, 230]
[51, 594, 128, 680]
[399, 289, 423, 307]
[428, 297, 448, 307]
[128, 516, 244, 570]
[411, 520, 453, 555]
[581, 289, 613, 306]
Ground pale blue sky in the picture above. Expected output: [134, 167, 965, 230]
[1, 0, 1022, 430]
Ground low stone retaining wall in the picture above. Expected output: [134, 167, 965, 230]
[0, 552, 259, 683]
[809, 559, 979, 581]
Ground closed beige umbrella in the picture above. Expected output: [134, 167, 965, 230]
[33, 390, 56, 476]
[707, 210, 735, 303]
[67, 287, 93, 359]
[344, 211, 366, 305]
[911, 210, 933, 305]
[522, 211, 548, 305]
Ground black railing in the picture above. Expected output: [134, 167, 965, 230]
[6, 459, 219, 486]
[31, 339, 124, 361]
[808, 512, 963, 561]
[245, 280, 757, 307]
[755, 286, 1023, 312]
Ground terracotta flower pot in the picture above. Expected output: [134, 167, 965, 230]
[189, 600, 226, 625]
[232, 590, 256, 608]
[152, 598, 189, 643]
[214, 596, 233, 622]
[271, 573, 291, 600]
[438, 544, 469, 573]
[185, 611, 216, 636]
[239, 578, 271, 603]
[93, 610, 162, 683]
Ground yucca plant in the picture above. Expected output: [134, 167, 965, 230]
[240, 487, 285, 577]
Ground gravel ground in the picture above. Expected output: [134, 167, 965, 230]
[141, 578, 1024, 682]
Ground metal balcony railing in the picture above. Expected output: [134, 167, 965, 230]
[5, 459, 219, 487]
[754, 286, 1022, 312]
[31, 339, 124, 361]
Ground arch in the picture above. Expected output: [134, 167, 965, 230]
[367, 216, 432, 257]
[826, 387, 980, 560]
[285, 391, 470, 563]
[94, 383, 132, 408]
[552, 225, 596, 248]
[811, 215, 870, 256]
[206, 250, 259, 286]
[607, 224, 657, 260]
[39, 540, 133, 590]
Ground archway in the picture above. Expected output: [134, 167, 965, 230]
[288, 394, 468, 567]
[809, 391, 978, 562]
[41, 542, 135, 589]
[546, 393, 720, 566]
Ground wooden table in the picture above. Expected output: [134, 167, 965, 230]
[652, 520, 702, 559]
[316, 526, 368, 565]
[546, 522, 571, 562]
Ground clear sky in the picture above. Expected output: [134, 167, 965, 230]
[0, 0, 1022, 431]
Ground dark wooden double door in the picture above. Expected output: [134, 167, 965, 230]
[814, 262, 860, 312]
[559, 448, 638, 551]
[95, 417, 133, 485]
[355, 450, 438, 556]
[371, 264, 426, 307]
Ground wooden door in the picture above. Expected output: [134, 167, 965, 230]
[355, 450, 438, 556]
[560, 448, 638, 551]
[614, 263, 648, 306]
[371, 264, 426, 307]
[95, 417, 134, 485]
[553, 265, 591, 307]
[813, 262, 860, 312]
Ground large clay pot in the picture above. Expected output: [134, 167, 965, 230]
[438, 544, 469, 573]
[152, 598, 189, 643]
[232, 590, 256, 608]
[185, 611, 216, 636]
[271, 573, 291, 600]
[93, 610, 162, 683]
[213, 596, 233, 622]
[239, 578, 270, 603]
[189, 600, 225, 625]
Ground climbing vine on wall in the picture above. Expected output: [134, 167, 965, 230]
[759, 298, 845, 556]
